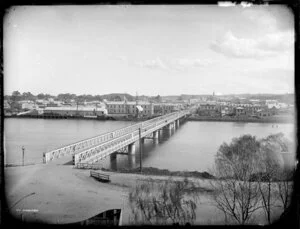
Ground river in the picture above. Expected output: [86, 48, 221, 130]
[4, 118, 296, 171]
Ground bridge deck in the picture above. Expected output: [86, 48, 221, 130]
[44, 111, 189, 164]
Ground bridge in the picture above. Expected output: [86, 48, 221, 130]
[43, 110, 190, 166]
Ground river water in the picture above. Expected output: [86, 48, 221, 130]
[4, 118, 296, 171]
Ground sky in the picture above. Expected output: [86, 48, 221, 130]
[4, 4, 294, 96]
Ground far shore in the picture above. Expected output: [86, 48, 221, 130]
[4, 114, 295, 124]
[188, 116, 295, 124]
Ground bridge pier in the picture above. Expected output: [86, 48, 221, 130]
[173, 121, 176, 129]
[128, 153, 136, 168]
[153, 130, 159, 139]
[110, 153, 117, 170]
[176, 119, 180, 127]
[128, 143, 136, 155]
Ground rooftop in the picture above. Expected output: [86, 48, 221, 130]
[44, 106, 107, 111]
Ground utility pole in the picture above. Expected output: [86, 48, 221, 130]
[139, 128, 142, 173]
[22, 146, 25, 166]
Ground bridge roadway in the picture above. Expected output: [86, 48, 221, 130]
[44, 110, 190, 165]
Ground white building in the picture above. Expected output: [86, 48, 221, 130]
[44, 106, 108, 117]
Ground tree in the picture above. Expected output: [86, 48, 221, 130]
[22, 92, 36, 101]
[211, 133, 295, 225]
[37, 93, 46, 100]
[12, 91, 21, 96]
[276, 168, 293, 212]
[262, 133, 294, 212]
[128, 177, 198, 225]
[11, 91, 21, 102]
[256, 136, 283, 224]
[155, 95, 162, 103]
[210, 135, 262, 225]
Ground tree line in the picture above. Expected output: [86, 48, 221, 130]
[4, 91, 164, 103]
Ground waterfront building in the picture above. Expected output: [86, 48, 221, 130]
[235, 107, 246, 116]
[256, 109, 273, 117]
[105, 101, 154, 117]
[198, 102, 221, 116]
[17, 100, 38, 110]
[153, 103, 182, 115]
[104, 100, 182, 117]
[43, 106, 108, 117]
[85, 101, 105, 107]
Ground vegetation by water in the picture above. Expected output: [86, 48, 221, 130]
[126, 133, 295, 226]
[102, 167, 215, 179]
[210, 133, 294, 225]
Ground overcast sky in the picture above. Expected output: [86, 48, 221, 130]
[4, 4, 294, 96]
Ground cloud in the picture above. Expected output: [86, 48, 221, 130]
[132, 57, 213, 71]
[242, 6, 294, 32]
[116, 55, 128, 62]
[210, 30, 293, 58]
[256, 32, 294, 51]
[177, 58, 212, 67]
[136, 57, 168, 70]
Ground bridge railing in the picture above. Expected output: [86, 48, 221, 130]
[45, 110, 189, 163]
[73, 111, 189, 165]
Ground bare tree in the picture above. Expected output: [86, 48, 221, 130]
[210, 135, 262, 225]
[276, 168, 293, 211]
[257, 133, 294, 223]
[211, 133, 295, 225]
[128, 177, 198, 225]
[256, 141, 281, 224]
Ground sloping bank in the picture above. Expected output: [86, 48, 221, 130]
[101, 167, 215, 179]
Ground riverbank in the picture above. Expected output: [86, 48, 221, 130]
[5, 160, 282, 225]
[4, 162, 221, 225]
[4, 115, 153, 122]
[101, 167, 215, 179]
[188, 115, 295, 124]
[6, 114, 295, 124]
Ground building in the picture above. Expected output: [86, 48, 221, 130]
[104, 100, 183, 117]
[105, 101, 154, 117]
[17, 100, 38, 110]
[256, 109, 273, 117]
[43, 106, 108, 117]
[153, 103, 182, 115]
[235, 107, 246, 116]
[198, 102, 220, 116]
[249, 99, 261, 104]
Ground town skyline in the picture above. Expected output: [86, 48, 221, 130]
[4, 5, 294, 96]
[4, 90, 295, 97]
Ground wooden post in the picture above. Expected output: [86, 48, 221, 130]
[22, 146, 25, 166]
[139, 128, 142, 173]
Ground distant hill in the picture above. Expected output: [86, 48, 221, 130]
[5, 91, 294, 105]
